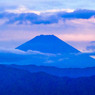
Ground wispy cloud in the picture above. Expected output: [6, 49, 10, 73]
[5, 5, 74, 14]
[5, 5, 41, 15]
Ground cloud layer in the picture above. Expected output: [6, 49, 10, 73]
[0, 48, 95, 68]
[1, 9, 95, 25]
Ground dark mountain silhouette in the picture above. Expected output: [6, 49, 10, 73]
[0, 64, 95, 95]
[16, 35, 80, 54]
[9, 64, 95, 78]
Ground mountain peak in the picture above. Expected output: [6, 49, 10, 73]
[16, 35, 80, 54]
[36, 34, 57, 38]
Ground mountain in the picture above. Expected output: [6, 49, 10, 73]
[9, 64, 95, 78]
[16, 35, 80, 54]
[0, 64, 95, 95]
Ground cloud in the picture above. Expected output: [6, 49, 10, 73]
[86, 41, 95, 52]
[0, 9, 95, 25]
[0, 48, 57, 65]
[5, 5, 74, 14]
[5, 5, 41, 15]
[0, 48, 55, 56]
[0, 9, 95, 27]
[90, 55, 95, 59]
[42, 9, 74, 13]
[0, 48, 95, 68]
[0, 48, 25, 54]
[57, 9, 95, 19]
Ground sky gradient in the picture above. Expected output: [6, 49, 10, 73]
[0, 0, 95, 11]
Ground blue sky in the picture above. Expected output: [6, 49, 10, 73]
[0, 0, 95, 11]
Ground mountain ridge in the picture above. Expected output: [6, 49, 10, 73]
[9, 64, 95, 78]
[0, 64, 95, 95]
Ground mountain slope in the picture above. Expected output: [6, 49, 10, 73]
[16, 35, 80, 54]
[0, 65, 95, 95]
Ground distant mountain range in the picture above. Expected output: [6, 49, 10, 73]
[9, 64, 95, 78]
[0, 64, 95, 95]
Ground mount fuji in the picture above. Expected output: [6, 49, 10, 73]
[16, 35, 80, 54]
